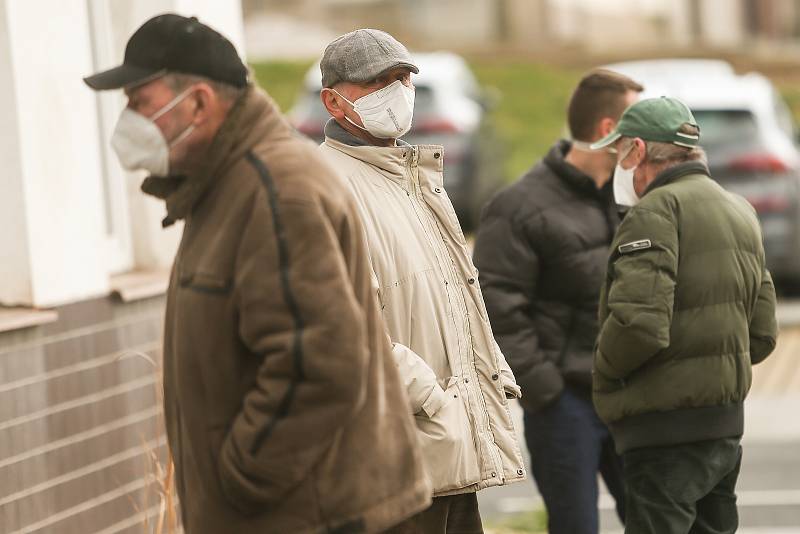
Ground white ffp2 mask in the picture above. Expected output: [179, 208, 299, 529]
[613, 163, 639, 207]
[333, 80, 415, 139]
[110, 87, 196, 177]
[613, 144, 640, 207]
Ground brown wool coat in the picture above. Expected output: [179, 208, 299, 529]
[144, 86, 431, 534]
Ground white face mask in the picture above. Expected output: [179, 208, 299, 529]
[613, 144, 640, 207]
[111, 86, 196, 177]
[333, 80, 415, 139]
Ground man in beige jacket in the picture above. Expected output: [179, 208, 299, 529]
[318, 29, 525, 533]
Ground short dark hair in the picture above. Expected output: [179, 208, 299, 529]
[163, 72, 245, 104]
[567, 69, 644, 142]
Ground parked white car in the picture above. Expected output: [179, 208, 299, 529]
[606, 59, 800, 288]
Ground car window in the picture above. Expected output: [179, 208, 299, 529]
[691, 110, 760, 150]
[414, 85, 436, 117]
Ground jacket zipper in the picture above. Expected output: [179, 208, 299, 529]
[407, 147, 505, 482]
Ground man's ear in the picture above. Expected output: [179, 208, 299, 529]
[633, 137, 647, 165]
[321, 88, 345, 120]
[189, 83, 216, 125]
[598, 117, 616, 139]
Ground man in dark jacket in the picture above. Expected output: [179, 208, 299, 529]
[591, 96, 778, 534]
[84, 14, 431, 534]
[473, 70, 642, 534]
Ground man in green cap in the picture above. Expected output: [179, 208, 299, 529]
[590, 96, 778, 533]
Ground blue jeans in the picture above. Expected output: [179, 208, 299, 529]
[523, 385, 625, 534]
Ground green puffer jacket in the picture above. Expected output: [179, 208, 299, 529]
[594, 162, 778, 453]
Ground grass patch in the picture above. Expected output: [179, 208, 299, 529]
[468, 59, 582, 182]
[486, 509, 548, 534]
[778, 84, 800, 130]
[251, 60, 314, 113]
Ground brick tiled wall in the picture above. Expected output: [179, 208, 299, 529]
[0, 295, 171, 533]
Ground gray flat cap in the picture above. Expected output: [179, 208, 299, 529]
[320, 29, 419, 88]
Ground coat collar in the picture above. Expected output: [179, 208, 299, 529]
[141, 85, 289, 226]
[543, 140, 613, 201]
[323, 119, 442, 185]
[643, 161, 711, 196]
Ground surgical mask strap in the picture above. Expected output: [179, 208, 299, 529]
[149, 86, 196, 122]
[151, 86, 197, 149]
[571, 140, 617, 154]
[168, 123, 196, 148]
[329, 88, 369, 132]
[618, 142, 637, 166]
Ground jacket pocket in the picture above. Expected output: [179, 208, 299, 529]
[414, 378, 480, 493]
[592, 350, 626, 394]
[180, 271, 232, 295]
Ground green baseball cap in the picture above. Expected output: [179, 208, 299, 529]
[591, 96, 700, 150]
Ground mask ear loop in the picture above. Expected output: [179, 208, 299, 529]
[328, 88, 369, 132]
[571, 139, 617, 154]
[618, 140, 638, 169]
[150, 85, 197, 121]
[152, 86, 198, 148]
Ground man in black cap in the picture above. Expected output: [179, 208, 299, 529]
[85, 14, 431, 534]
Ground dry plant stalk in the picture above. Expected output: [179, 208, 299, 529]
[119, 350, 180, 533]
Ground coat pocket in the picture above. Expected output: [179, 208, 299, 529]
[414, 378, 481, 493]
[180, 271, 232, 295]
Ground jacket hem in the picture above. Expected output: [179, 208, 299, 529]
[296, 479, 432, 534]
[435, 472, 526, 497]
[610, 402, 744, 454]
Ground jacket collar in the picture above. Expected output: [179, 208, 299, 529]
[543, 140, 612, 200]
[141, 85, 289, 226]
[323, 119, 437, 185]
[324, 118, 411, 148]
[643, 161, 710, 196]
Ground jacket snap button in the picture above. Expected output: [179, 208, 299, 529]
[517, 468, 524, 476]
[491, 471, 497, 477]
[434, 187, 442, 193]
[453, 394, 458, 398]
[491, 373, 499, 381]
[464, 378, 469, 383]
[468, 278, 475, 284]
[434, 152, 441, 159]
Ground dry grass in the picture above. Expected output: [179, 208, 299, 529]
[120, 350, 180, 533]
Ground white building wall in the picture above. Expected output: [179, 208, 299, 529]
[0, 0, 246, 308]
[0, 1, 32, 305]
[701, 0, 746, 48]
[5, 0, 109, 307]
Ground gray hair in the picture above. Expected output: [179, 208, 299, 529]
[620, 123, 707, 167]
[162, 72, 245, 104]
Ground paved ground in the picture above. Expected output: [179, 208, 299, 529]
[480, 310, 800, 532]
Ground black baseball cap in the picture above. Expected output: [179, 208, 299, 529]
[84, 13, 248, 90]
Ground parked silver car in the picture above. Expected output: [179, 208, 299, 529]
[606, 59, 800, 289]
[289, 52, 503, 230]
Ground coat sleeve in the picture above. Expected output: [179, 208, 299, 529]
[473, 211, 563, 411]
[495, 339, 522, 399]
[749, 267, 778, 365]
[391, 341, 448, 415]
[217, 191, 370, 514]
[595, 208, 678, 380]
